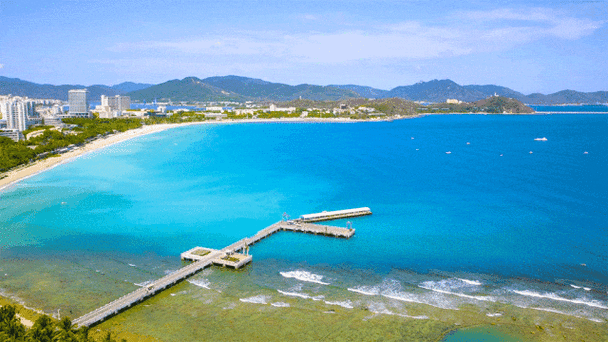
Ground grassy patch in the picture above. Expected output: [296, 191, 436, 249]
[221, 256, 240, 263]
[192, 249, 211, 257]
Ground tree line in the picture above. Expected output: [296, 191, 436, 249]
[0, 305, 125, 342]
[0, 118, 142, 172]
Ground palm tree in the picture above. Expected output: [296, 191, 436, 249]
[0, 305, 26, 341]
[52, 317, 77, 342]
[27, 315, 54, 342]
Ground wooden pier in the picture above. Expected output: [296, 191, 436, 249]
[73, 208, 368, 327]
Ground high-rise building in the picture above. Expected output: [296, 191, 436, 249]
[98, 95, 131, 118]
[0, 96, 34, 131]
[68, 89, 90, 117]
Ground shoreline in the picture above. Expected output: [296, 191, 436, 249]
[0, 116, 406, 193]
[0, 123, 178, 192]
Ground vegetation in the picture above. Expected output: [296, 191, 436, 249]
[192, 249, 211, 257]
[221, 256, 240, 263]
[21, 125, 54, 136]
[142, 111, 208, 125]
[0, 118, 142, 172]
[0, 305, 125, 342]
[417, 96, 535, 114]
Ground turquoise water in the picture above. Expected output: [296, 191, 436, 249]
[1, 114, 607, 332]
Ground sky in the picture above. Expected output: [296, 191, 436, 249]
[1, 0, 607, 94]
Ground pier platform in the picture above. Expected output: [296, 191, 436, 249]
[181, 247, 252, 269]
[299, 207, 371, 222]
[73, 207, 369, 327]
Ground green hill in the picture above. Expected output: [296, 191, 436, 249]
[127, 77, 244, 102]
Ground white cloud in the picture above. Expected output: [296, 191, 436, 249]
[0, 64, 4, 69]
[105, 7, 603, 65]
[460, 8, 604, 40]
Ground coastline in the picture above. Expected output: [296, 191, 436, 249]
[0, 123, 176, 192]
[0, 111, 568, 193]
[0, 116, 406, 193]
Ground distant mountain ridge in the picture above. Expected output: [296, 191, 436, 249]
[0, 76, 152, 101]
[1, 75, 606, 104]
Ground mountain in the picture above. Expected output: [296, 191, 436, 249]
[524, 90, 608, 105]
[463, 85, 527, 102]
[0, 76, 120, 101]
[126, 77, 245, 102]
[328, 84, 389, 99]
[111, 82, 153, 93]
[1, 75, 607, 104]
[473, 96, 535, 114]
[385, 79, 485, 102]
[201, 75, 360, 101]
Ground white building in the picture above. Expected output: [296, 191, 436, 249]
[267, 104, 296, 113]
[0, 96, 36, 131]
[97, 95, 131, 118]
[446, 99, 462, 104]
[68, 89, 90, 117]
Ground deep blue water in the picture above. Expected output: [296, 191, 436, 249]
[1, 114, 607, 323]
[531, 104, 608, 112]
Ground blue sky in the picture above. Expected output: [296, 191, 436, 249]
[1, 0, 606, 93]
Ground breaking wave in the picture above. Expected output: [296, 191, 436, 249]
[512, 290, 608, 310]
[280, 270, 330, 285]
[277, 289, 324, 301]
[347, 286, 380, 296]
[240, 295, 270, 304]
[271, 302, 290, 307]
[324, 300, 354, 309]
[134, 280, 154, 287]
[188, 279, 211, 289]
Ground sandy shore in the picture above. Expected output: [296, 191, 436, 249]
[0, 123, 179, 192]
[0, 116, 407, 193]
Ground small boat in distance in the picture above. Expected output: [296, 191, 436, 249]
[446, 151, 451, 154]
[534, 137, 548, 141]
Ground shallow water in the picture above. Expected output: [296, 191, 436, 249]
[1, 114, 607, 340]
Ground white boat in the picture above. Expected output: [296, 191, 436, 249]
[534, 137, 548, 141]
[445, 151, 451, 154]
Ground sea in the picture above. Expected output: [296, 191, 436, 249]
[1, 107, 607, 341]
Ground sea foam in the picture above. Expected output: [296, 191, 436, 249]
[280, 270, 330, 285]
[512, 290, 608, 310]
[134, 280, 154, 287]
[419, 285, 496, 302]
[324, 300, 354, 309]
[239, 295, 270, 305]
[271, 302, 290, 308]
[347, 286, 380, 296]
[277, 289, 324, 301]
[458, 278, 482, 286]
[188, 279, 211, 289]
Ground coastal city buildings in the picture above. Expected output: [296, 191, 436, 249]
[68, 89, 91, 118]
[446, 99, 463, 104]
[267, 103, 296, 113]
[96, 95, 131, 118]
[0, 95, 43, 140]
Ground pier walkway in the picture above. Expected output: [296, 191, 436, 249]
[73, 208, 369, 327]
